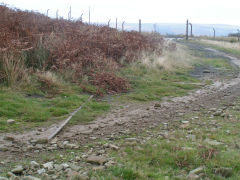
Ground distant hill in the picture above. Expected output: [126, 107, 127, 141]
[109, 23, 240, 37]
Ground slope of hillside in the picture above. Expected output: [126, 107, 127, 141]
[0, 5, 164, 95]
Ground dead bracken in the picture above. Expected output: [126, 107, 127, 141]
[0, 5, 164, 94]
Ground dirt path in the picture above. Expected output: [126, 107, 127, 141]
[1, 42, 240, 160]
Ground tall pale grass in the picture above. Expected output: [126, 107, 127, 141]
[0, 52, 27, 86]
[36, 71, 66, 95]
[141, 44, 194, 71]
[200, 39, 240, 51]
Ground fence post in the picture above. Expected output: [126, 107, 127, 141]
[56, 9, 59, 19]
[108, 19, 111, 27]
[68, 7, 72, 20]
[186, 19, 189, 40]
[213, 28, 215, 39]
[47, 9, 49, 17]
[139, 19, 141, 33]
[237, 29, 240, 42]
[89, 7, 91, 24]
[122, 21, 125, 31]
[189, 23, 193, 37]
[116, 18, 118, 29]
[80, 13, 83, 22]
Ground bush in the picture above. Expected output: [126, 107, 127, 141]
[23, 46, 49, 69]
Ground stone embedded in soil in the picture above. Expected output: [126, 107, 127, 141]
[68, 171, 89, 180]
[61, 163, 70, 169]
[86, 155, 107, 165]
[11, 165, 24, 175]
[108, 144, 120, 150]
[30, 161, 40, 169]
[42, 161, 54, 170]
[0, 177, 8, 180]
[204, 139, 223, 146]
[7, 119, 15, 124]
[22, 176, 41, 180]
[54, 164, 64, 172]
[36, 138, 48, 144]
[81, 129, 93, 135]
[189, 166, 205, 175]
[64, 143, 79, 149]
[37, 169, 46, 175]
[125, 138, 138, 142]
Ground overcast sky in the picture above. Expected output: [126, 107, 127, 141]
[1, 0, 240, 25]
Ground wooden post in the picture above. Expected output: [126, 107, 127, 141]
[213, 28, 215, 39]
[122, 21, 125, 31]
[186, 19, 189, 40]
[68, 7, 72, 20]
[88, 7, 90, 24]
[116, 18, 118, 29]
[56, 9, 59, 19]
[189, 23, 193, 37]
[80, 13, 83, 22]
[47, 9, 49, 16]
[139, 19, 141, 33]
[108, 19, 111, 27]
[237, 29, 240, 42]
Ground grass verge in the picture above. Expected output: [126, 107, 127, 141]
[116, 45, 201, 102]
[196, 39, 240, 58]
[0, 87, 110, 132]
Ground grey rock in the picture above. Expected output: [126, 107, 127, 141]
[204, 139, 223, 146]
[68, 171, 89, 180]
[108, 144, 120, 150]
[42, 161, 54, 170]
[189, 166, 205, 175]
[75, 156, 81, 161]
[0, 177, 8, 180]
[61, 163, 69, 169]
[80, 130, 93, 135]
[65, 143, 79, 149]
[37, 169, 45, 175]
[36, 138, 48, 144]
[30, 161, 40, 169]
[7, 119, 15, 124]
[54, 164, 63, 172]
[11, 166, 24, 175]
[70, 164, 81, 171]
[125, 138, 138, 142]
[22, 176, 41, 180]
[35, 144, 43, 149]
[86, 155, 107, 165]
[104, 160, 115, 167]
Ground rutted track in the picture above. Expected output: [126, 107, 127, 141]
[1, 42, 240, 160]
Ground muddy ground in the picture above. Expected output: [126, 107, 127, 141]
[1, 41, 240, 163]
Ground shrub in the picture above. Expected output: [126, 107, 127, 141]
[23, 45, 49, 69]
